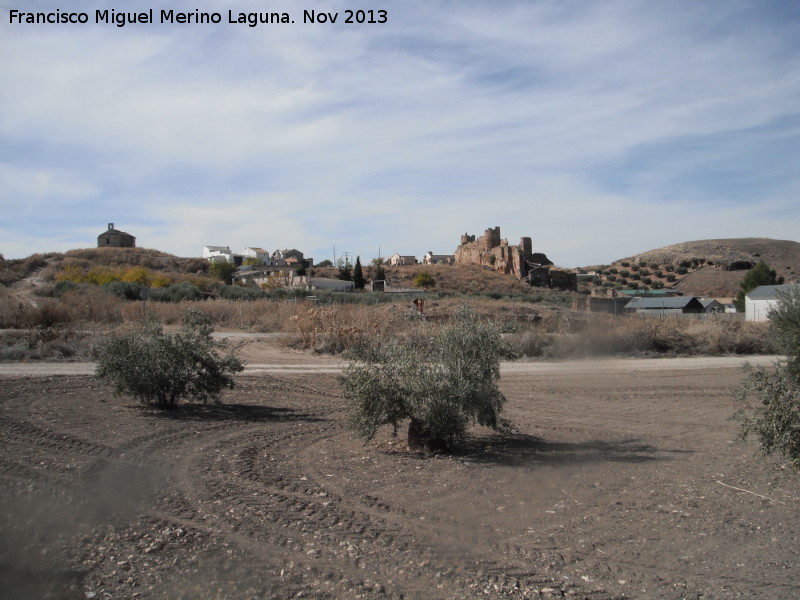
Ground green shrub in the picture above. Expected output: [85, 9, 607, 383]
[96, 309, 243, 409]
[768, 288, 800, 369]
[735, 364, 800, 468]
[412, 272, 435, 288]
[105, 280, 142, 300]
[340, 306, 508, 451]
[220, 285, 265, 301]
[54, 280, 81, 298]
[676, 267, 688, 275]
[210, 261, 237, 285]
[337, 264, 352, 281]
[734, 288, 800, 467]
[150, 282, 203, 302]
[666, 273, 677, 282]
[619, 270, 630, 278]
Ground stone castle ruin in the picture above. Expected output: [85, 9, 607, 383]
[454, 226, 576, 291]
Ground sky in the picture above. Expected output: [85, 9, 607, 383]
[1, 0, 799, 267]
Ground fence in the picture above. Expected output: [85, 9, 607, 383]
[629, 311, 744, 321]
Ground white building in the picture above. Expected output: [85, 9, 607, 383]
[745, 284, 800, 322]
[423, 251, 454, 265]
[388, 253, 417, 266]
[244, 247, 270, 265]
[203, 245, 233, 263]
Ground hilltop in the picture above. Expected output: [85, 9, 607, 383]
[589, 238, 800, 298]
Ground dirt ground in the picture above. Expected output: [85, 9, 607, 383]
[1, 348, 798, 599]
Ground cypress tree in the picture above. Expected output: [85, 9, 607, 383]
[353, 256, 366, 290]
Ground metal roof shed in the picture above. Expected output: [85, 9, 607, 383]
[745, 284, 800, 322]
[625, 296, 704, 315]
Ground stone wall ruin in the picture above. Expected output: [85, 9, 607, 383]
[454, 226, 575, 290]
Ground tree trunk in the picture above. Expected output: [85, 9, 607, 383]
[407, 419, 447, 453]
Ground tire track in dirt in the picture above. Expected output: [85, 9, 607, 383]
[163, 421, 430, 598]
[0, 414, 119, 458]
[131, 404, 527, 599]
[43, 371, 400, 598]
[285, 429, 627, 599]
[0, 373, 685, 599]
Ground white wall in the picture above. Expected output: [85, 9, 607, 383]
[746, 297, 778, 322]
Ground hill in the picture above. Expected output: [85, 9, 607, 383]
[312, 263, 548, 297]
[4, 238, 799, 302]
[610, 238, 800, 297]
[60, 247, 210, 274]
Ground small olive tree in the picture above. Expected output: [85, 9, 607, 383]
[341, 306, 508, 451]
[734, 287, 800, 467]
[96, 309, 243, 409]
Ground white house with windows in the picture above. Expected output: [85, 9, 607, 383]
[745, 284, 800, 321]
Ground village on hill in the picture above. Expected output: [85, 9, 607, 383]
[90, 222, 800, 323]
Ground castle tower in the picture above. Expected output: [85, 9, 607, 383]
[482, 226, 501, 249]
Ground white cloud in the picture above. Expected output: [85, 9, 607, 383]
[0, 163, 97, 201]
[1, 0, 798, 264]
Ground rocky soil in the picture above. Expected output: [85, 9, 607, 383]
[1, 360, 799, 599]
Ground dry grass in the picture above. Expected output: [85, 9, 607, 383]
[133, 299, 294, 331]
[63, 247, 210, 274]
[0, 275, 774, 361]
[541, 314, 773, 358]
[0, 327, 106, 362]
[378, 264, 537, 295]
[0, 254, 49, 285]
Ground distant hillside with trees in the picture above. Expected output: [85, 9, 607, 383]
[583, 238, 800, 298]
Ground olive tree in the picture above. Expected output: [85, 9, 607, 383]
[341, 306, 508, 451]
[734, 287, 800, 467]
[96, 309, 243, 409]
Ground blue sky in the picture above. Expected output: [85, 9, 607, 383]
[2, 0, 799, 267]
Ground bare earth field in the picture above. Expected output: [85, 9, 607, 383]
[1, 351, 798, 599]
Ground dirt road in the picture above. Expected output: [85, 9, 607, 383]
[1, 355, 798, 599]
[0, 354, 782, 377]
